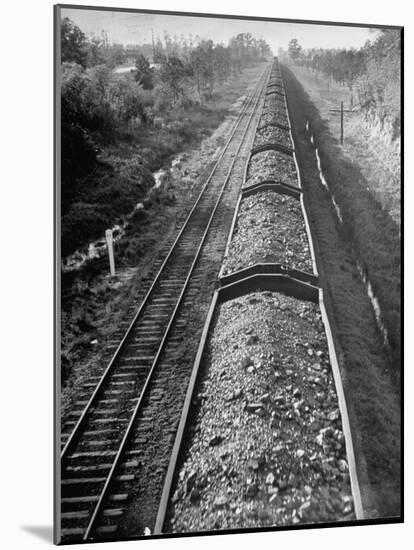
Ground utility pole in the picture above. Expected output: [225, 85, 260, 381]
[101, 29, 108, 50]
[329, 101, 355, 145]
[151, 28, 155, 61]
[105, 229, 116, 277]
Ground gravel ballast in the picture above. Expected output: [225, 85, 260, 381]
[246, 150, 297, 187]
[167, 291, 355, 533]
[166, 61, 355, 534]
[222, 191, 312, 275]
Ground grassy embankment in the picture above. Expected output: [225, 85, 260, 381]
[62, 87, 239, 257]
[286, 62, 401, 384]
[60, 64, 266, 399]
[288, 64, 401, 227]
[62, 64, 267, 258]
[282, 65, 401, 520]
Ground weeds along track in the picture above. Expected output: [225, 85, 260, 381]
[155, 58, 364, 534]
[58, 64, 271, 543]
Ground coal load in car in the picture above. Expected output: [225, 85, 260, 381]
[259, 108, 289, 129]
[169, 290, 355, 532]
[222, 191, 313, 275]
[246, 150, 297, 188]
[253, 125, 292, 150]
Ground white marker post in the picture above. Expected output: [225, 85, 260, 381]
[105, 229, 116, 277]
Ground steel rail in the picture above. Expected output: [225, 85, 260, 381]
[153, 289, 219, 535]
[281, 63, 363, 517]
[154, 68, 272, 535]
[60, 66, 269, 462]
[82, 65, 270, 540]
[154, 61, 364, 534]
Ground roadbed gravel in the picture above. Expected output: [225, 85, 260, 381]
[167, 291, 355, 533]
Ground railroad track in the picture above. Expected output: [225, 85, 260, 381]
[58, 63, 271, 543]
[153, 59, 364, 534]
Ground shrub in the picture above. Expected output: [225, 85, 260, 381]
[154, 92, 170, 114]
[61, 158, 154, 256]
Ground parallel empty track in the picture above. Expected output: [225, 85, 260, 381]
[59, 64, 270, 543]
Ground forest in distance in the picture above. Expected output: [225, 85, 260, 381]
[61, 18, 272, 257]
[282, 30, 401, 140]
[60, 19, 400, 261]
[56, 10, 402, 541]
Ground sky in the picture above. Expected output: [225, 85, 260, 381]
[61, 7, 381, 53]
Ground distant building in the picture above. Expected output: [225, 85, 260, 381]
[117, 46, 161, 72]
[125, 47, 143, 63]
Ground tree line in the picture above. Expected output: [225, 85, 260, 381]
[60, 17, 271, 255]
[62, 17, 271, 100]
[285, 30, 401, 137]
[61, 17, 271, 182]
[61, 18, 271, 202]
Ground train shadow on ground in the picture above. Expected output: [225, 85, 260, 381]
[283, 64, 401, 385]
[281, 64, 401, 521]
